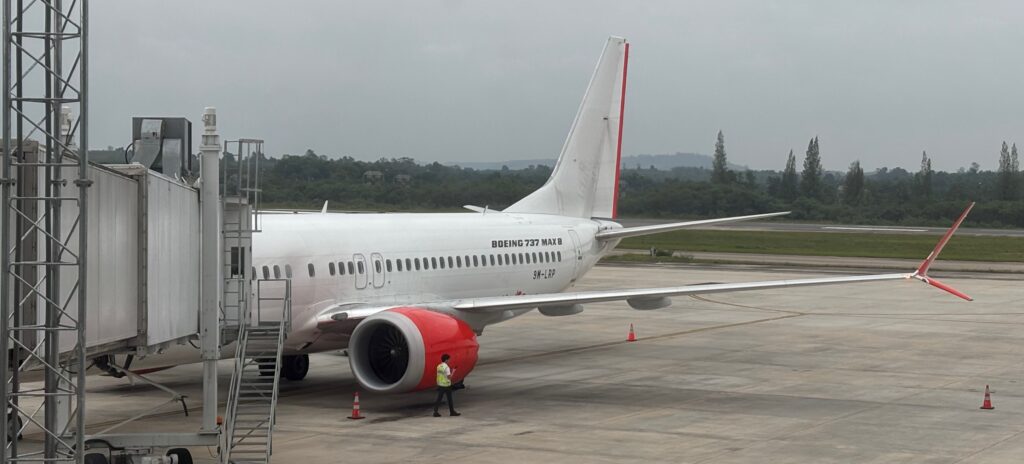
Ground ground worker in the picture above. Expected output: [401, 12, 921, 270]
[433, 353, 460, 417]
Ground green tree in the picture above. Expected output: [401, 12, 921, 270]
[800, 137, 822, 199]
[780, 149, 798, 202]
[843, 160, 864, 205]
[997, 141, 1018, 200]
[1013, 143, 1020, 171]
[711, 130, 730, 184]
[915, 151, 932, 198]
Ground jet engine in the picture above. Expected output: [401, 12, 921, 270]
[348, 307, 479, 394]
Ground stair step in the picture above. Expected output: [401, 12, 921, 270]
[233, 413, 271, 418]
[231, 429, 270, 434]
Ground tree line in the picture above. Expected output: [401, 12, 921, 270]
[246, 139, 1024, 227]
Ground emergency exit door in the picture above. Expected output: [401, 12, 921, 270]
[353, 253, 368, 289]
[370, 252, 386, 288]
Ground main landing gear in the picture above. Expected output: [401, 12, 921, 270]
[260, 354, 309, 381]
[281, 354, 309, 381]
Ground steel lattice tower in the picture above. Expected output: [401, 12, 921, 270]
[2, 0, 89, 462]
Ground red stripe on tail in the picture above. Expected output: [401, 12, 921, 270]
[611, 42, 629, 219]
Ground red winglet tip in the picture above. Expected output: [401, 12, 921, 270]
[926, 277, 973, 301]
[916, 202, 975, 276]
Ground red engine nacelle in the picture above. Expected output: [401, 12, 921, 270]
[348, 307, 479, 393]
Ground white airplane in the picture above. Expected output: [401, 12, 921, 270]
[241, 36, 975, 393]
[154, 36, 975, 393]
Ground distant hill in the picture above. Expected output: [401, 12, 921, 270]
[446, 158, 556, 170]
[446, 152, 746, 171]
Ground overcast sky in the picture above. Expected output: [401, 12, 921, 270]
[90, 1, 1023, 171]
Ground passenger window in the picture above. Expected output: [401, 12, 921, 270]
[465, 256, 470, 267]
[519, 253, 524, 264]
[473, 255, 479, 267]
[440, 257, 447, 269]
[490, 255, 495, 266]
[387, 260, 393, 272]
[273, 265, 281, 279]
[406, 258, 412, 271]
[358, 261, 365, 274]
[348, 262, 355, 274]
[338, 262, 346, 275]
[525, 253, 531, 264]
[557, 251, 562, 262]
[511, 254, 517, 265]
[431, 257, 437, 269]
[262, 265, 270, 279]
[251, 267, 257, 280]
[375, 261, 382, 273]
[456, 256, 462, 268]
[415, 258, 421, 270]
[532, 252, 538, 263]
[329, 262, 336, 276]
[307, 263, 315, 277]
[285, 264, 293, 278]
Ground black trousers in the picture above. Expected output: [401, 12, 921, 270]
[433, 386, 456, 414]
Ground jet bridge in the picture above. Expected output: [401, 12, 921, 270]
[3, 110, 288, 464]
[1, 138, 202, 360]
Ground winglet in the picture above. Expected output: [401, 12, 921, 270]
[911, 202, 975, 301]
[321, 201, 329, 214]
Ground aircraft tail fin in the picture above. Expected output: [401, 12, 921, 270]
[504, 36, 629, 219]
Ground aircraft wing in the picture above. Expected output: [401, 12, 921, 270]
[451, 272, 914, 312]
[317, 203, 974, 329]
[595, 211, 790, 240]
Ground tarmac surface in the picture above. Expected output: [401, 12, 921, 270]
[15, 262, 1024, 463]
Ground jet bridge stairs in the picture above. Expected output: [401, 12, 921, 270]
[222, 279, 292, 464]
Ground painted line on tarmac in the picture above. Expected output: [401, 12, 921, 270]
[822, 226, 928, 232]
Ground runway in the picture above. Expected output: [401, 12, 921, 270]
[24, 263, 1024, 463]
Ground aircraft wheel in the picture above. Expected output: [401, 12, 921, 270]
[6, 411, 21, 441]
[281, 354, 309, 381]
[83, 453, 108, 464]
[257, 358, 274, 377]
[166, 447, 193, 464]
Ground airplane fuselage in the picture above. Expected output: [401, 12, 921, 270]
[253, 211, 622, 353]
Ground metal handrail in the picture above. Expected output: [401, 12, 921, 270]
[222, 277, 290, 463]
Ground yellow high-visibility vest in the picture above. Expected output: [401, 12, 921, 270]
[436, 363, 451, 387]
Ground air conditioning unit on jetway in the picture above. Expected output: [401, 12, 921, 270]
[128, 116, 194, 179]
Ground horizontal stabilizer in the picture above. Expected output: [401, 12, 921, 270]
[596, 211, 790, 240]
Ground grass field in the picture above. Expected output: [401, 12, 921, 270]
[619, 230, 1024, 262]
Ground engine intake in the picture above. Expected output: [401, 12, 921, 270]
[348, 307, 479, 393]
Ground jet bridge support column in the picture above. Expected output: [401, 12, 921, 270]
[200, 107, 221, 434]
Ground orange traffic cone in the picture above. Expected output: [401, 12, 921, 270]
[627, 324, 637, 342]
[348, 391, 366, 419]
[980, 385, 994, 410]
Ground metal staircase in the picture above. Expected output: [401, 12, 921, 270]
[223, 279, 291, 464]
[220, 138, 292, 463]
